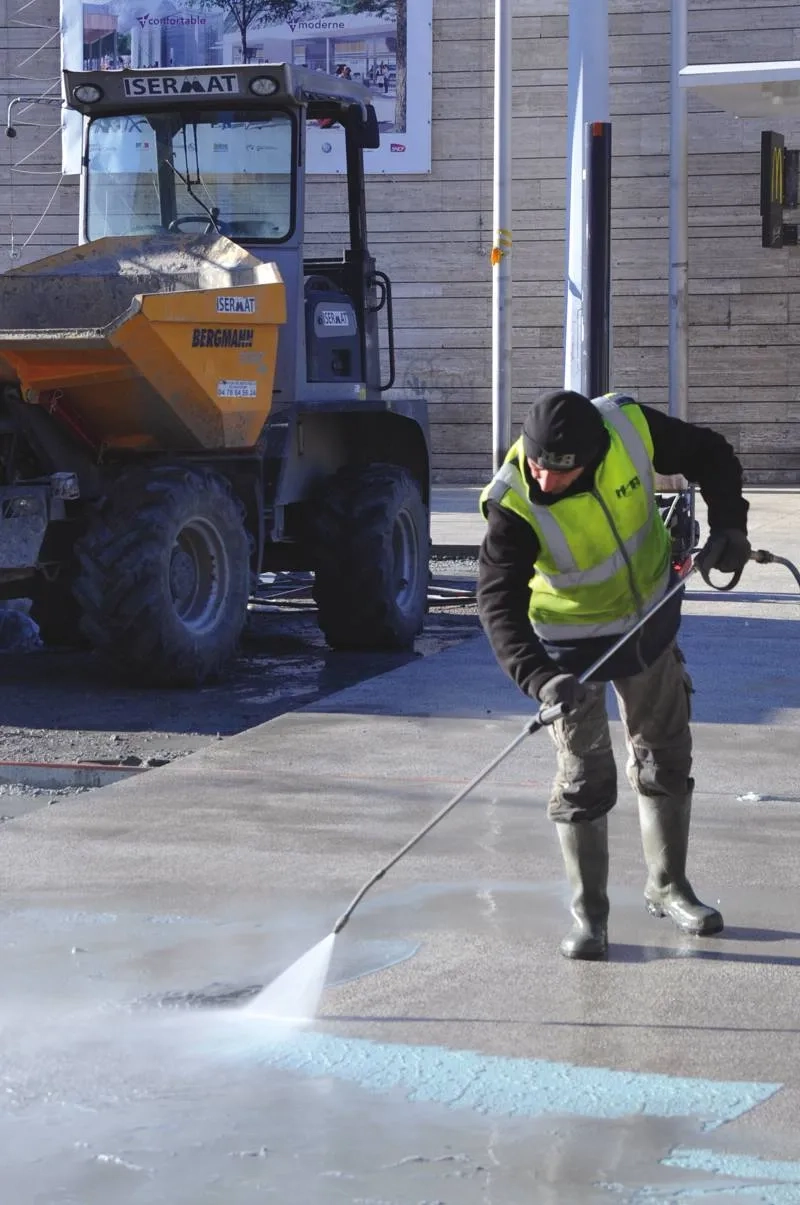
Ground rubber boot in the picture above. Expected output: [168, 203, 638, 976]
[555, 815, 609, 960]
[637, 793, 723, 935]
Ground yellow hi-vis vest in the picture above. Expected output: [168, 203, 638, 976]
[479, 394, 672, 641]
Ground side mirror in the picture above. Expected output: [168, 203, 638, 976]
[361, 104, 380, 149]
[348, 103, 380, 150]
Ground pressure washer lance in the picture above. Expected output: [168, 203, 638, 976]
[331, 546, 799, 937]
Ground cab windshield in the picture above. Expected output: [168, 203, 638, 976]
[86, 110, 294, 242]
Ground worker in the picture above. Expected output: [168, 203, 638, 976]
[477, 389, 750, 960]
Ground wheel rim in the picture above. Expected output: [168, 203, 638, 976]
[392, 508, 420, 612]
[169, 518, 230, 634]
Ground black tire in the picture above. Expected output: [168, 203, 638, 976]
[30, 580, 88, 649]
[73, 466, 250, 686]
[313, 464, 429, 650]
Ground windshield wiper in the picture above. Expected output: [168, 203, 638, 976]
[160, 158, 220, 233]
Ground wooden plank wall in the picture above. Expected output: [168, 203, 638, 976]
[3, 0, 800, 481]
[0, 0, 75, 264]
[610, 0, 800, 486]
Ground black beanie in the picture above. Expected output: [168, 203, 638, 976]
[522, 389, 606, 470]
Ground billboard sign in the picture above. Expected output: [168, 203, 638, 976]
[61, 0, 432, 175]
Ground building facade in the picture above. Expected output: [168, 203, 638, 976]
[3, 0, 800, 482]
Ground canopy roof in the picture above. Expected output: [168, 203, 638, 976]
[680, 61, 800, 118]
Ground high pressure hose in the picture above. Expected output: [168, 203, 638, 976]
[750, 548, 800, 591]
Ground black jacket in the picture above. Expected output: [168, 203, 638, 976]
[477, 405, 749, 700]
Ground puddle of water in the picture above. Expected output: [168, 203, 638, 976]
[138, 937, 423, 1015]
[2, 999, 779, 1205]
[0, 902, 427, 1030]
[2, 901, 799, 1203]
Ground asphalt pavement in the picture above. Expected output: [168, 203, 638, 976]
[1, 487, 799, 1203]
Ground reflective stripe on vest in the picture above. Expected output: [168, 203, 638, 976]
[594, 394, 655, 496]
[479, 396, 672, 641]
[482, 400, 661, 591]
[483, 461, 576, 573]
[531, 568, 670, 641]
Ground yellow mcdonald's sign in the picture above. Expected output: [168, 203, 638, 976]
[760, 130, 799, 247]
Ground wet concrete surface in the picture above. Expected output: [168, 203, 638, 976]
[2, 581, 800, 1202]
[0, 561, 479, 770]
[4, 883, 800, 1203]
[2, 970, 722, 1205]
[2, 496, 800, 1202]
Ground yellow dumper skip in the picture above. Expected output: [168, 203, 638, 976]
[0, 234, 286, 451]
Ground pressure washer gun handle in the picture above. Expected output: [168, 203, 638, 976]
[696, 542, 746, 593]
[701, 563, 745, 592]
[534, 701, 571, 728]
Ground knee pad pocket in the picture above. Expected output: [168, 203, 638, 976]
[627, 747, 691, 797]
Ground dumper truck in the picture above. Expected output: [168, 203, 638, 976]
[0, 65, 430, 684]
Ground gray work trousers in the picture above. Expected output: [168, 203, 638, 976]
[547, 641, 694, 823]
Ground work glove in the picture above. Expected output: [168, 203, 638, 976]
[536, 673, 586, 715]
[699, 528, 751, 576]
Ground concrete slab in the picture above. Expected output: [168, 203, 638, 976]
[4, 722, 800, 1199]
[431, 484, 483, 552]
[1, 493, 799, 1202]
